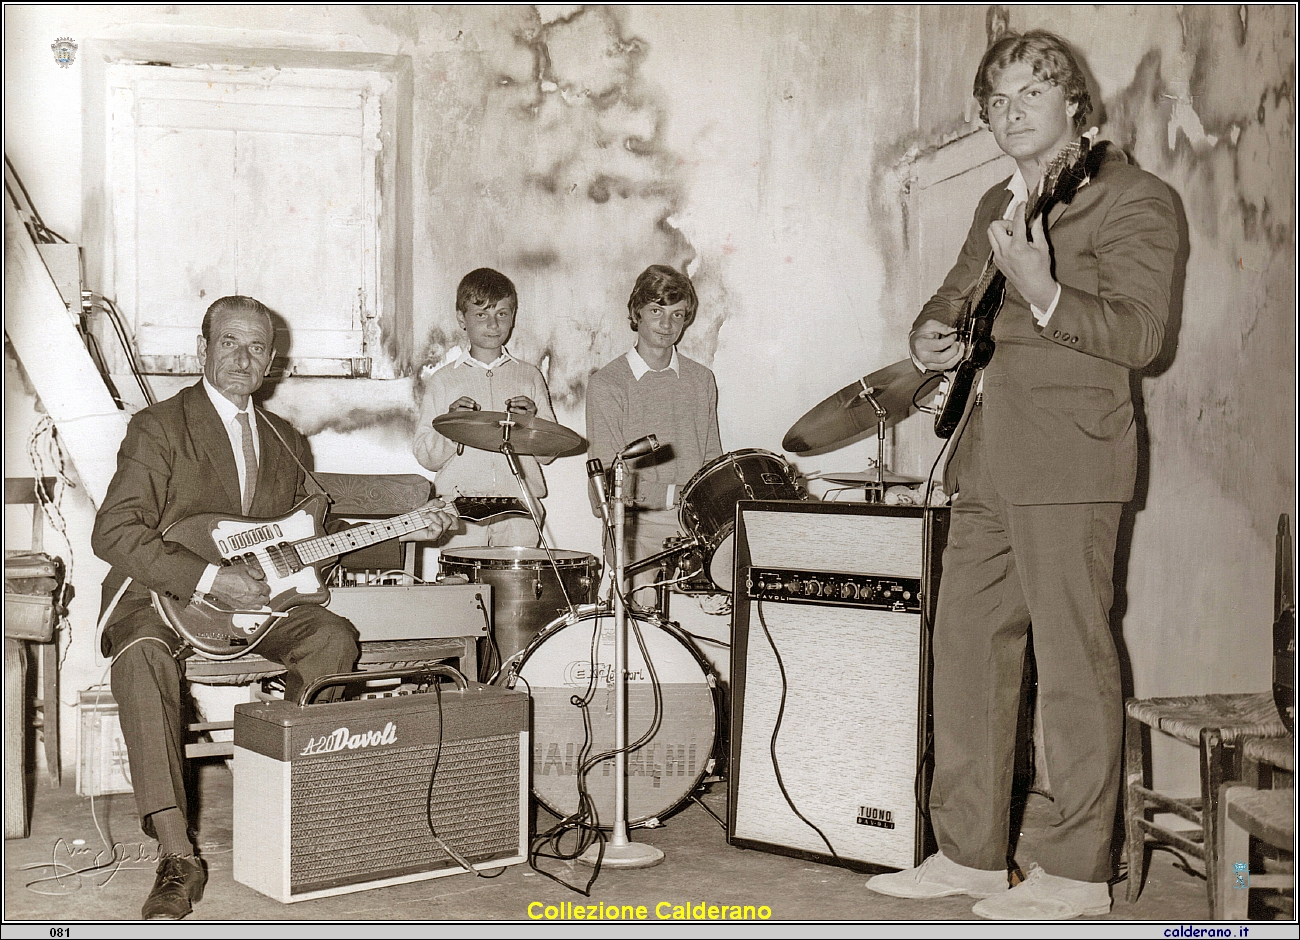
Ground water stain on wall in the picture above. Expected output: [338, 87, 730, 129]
[1099, 6, 1295, 539]
[412, 6, 704, 411]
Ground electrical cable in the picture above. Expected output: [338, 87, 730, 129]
[418, 678, 502, 879]
[755, 598, 841, 863]
[26, 420, 76, 668]
[86, 294, 155, 407]
[4, 155, 69, 243]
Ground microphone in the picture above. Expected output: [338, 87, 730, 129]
[617, 434, 660, 462]
[587, 458, 612, 528]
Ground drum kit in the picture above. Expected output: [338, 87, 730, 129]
[425, 359, 931, 870]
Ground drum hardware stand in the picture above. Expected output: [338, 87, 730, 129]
[497, 414, 577, 618]
[579, 444, 665, 870]
[852, 381, 888, 503]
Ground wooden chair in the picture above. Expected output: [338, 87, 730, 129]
[1125, 516, 1295, 916]
[183, 473, 480, 758]
[1216, 734, 1294, 919]
[1123, 693, 1289, 915]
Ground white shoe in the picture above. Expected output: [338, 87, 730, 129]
[866, 851, 1008, 899]
[971, 864, 1111, 919]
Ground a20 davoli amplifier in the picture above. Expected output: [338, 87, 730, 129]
[727, 500, 948, 872]
[233, 679, 528, 902]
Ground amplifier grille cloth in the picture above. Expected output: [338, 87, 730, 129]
[289, 732, 519, 892]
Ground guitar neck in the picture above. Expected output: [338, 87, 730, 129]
[294, 509, 433, 566]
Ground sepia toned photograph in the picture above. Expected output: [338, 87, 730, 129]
[3, 4, 1295, 933]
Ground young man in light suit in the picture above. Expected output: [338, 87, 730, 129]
[868, 30, 1178, 919]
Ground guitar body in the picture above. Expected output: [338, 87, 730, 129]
[934, 275, 1004, 438]
[151, 492, 531, 658]
[153, 495, 333, 658]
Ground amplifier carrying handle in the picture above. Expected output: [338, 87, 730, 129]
[298, 663, 469, 706]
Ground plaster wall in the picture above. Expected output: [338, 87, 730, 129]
[4, 5, 1295, 806]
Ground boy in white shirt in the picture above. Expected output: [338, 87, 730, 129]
[414, 268, 556, 547]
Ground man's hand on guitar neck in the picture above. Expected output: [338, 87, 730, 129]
[910, 320, 965, 372]
[398, 497, 461, 543]
[987, 204, 1059, 312]
[209, 564, 271, 611]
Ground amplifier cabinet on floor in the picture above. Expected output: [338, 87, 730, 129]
[233, 682, 528, 902]
[727, 500, 948, 872]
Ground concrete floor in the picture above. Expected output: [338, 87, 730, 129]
[5, 760, 1227, 929]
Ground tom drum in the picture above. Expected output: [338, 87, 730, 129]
[679, 449, 804, 592]
[439, 548, 599, 672]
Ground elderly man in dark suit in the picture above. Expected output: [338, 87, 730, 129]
[92, 295, 455, 919]
[867, 31, 1178, 919]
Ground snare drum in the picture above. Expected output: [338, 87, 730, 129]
[439, 548, 599, 670]
[679, 449, 804, 592]
[505, 604, 721, 827]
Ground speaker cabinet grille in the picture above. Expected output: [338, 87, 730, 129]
[728, 501, 947, 872]
[289, 734, 521, 893]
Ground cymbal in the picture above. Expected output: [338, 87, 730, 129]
[431, 410, 586, 457]
[814, 470, 927, 486]
[782, 358, 937, 454]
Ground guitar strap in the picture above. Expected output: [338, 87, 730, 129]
[254, 406, 336, 510]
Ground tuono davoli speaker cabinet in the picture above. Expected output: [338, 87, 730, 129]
[233, 680, 529, 902]
[727, 500, 948, 872]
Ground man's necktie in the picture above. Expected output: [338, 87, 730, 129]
[236, 411, 257, 515]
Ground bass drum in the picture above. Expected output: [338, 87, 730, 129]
[679, 448, 804, 592]
[505, 604, 721, 827]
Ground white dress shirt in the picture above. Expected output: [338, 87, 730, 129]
[626, 346, 681, 507]
[194, 378, 261, 597]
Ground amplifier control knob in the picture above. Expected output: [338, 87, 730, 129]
[785, 578, 801, 595]
[840, 583, 857, 600]
[805, 580, 822, 597]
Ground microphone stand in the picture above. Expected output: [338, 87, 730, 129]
[578, 451, 664, 869]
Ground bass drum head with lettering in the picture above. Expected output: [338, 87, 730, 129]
[508, 604, 719, 827]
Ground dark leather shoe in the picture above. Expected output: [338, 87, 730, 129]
[142, 854, 207, 920]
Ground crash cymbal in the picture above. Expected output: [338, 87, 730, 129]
[814, 470, 927, 486]
[782, 358, 937, 454]
[431, 410, 586, 457]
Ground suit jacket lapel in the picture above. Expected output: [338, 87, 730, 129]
[183, 383, 242, 511]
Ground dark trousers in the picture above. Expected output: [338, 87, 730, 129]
[105, 602, 358, 827]
[930, 409, 1124, 883]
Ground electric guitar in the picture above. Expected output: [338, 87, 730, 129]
[933, 139, 1106, 439]
[151, 494, 528, 658]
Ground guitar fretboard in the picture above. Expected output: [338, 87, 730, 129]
[294, 509, 435, 566]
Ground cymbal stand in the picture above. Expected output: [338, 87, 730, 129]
[497, 415, 576, 617]
[857, 381, 888, 503]
[578, 452, 664, 869]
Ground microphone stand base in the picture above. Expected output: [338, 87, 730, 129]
[577, 839, 665, 869]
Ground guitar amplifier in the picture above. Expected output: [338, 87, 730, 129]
[232, 680, 529, 902]
[728, 500, 947, 872]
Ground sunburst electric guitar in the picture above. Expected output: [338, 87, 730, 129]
[152, 494, 529, 658]
[933, 139, 1105, 438]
